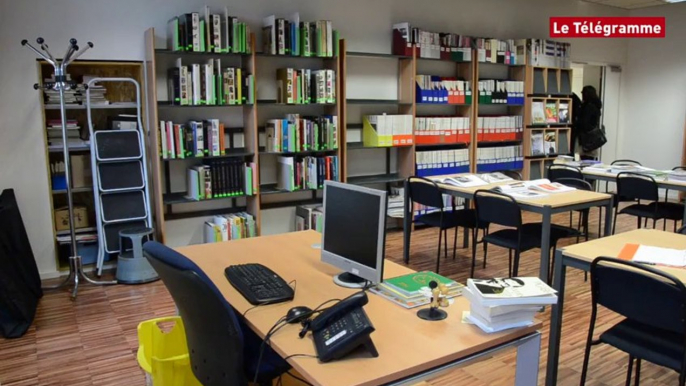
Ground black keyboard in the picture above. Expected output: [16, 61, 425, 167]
[224, 264, 294, 305]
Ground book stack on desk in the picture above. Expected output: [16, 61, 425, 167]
[370, 271, 463, 309]
[463, 277, 557, 333]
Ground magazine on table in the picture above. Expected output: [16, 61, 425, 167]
[466, 277, 558, 307]
[435, 174, 489, 188]
[478, 172, 514, 184]
[490, 178, 575, 198]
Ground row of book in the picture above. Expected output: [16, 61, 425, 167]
[415, 117, 471, 145]
[264, 115, 338, 153]
[167, 7, 251, 53]
[263, 14, 338, 57]
[530, 132, 558, 156]
[392, 22, 472, 61]
[464, 277, 557, 333]
[203, 213, 257, 244]
[295, 204, 324, 232]
[276, 155, 338, 192]
[276, 68, 336, 104]
[475, 38, 527, 65]
[370, 271, 464, 309]
[168, 59, 254, 106]
[186, 161, 257, 200]
[362, 114, 413, 147]
[477, 115, 523, 134]
[416, 149, 470, 177]
[477, 80, 525, 105]
[159, 119, 243, 159]
[476, 145, 524, 172]
[478, 127, 523, 143]
[416, 76, 472, 104]
[532, 101, 570, 124]
[529, 40, 572, 69]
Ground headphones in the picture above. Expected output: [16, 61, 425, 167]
[298, 318, 312, 338]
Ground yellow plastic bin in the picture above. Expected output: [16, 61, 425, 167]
[137, 316, 202, 386]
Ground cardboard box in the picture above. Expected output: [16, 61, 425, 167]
[70, 155, 92, 188]
[54, 206, 89, 231]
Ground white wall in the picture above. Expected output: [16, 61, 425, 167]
[0, 0, 629, 278]
[619, 3, 686, 169]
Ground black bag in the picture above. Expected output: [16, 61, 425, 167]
[580, 124, 607, 152]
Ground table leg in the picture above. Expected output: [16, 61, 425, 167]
[539, 207, 552, 281]
[545, 249, 567, 386]
[515, 332, 542, 386]
[403, 179, 411, 264]
[604, 198, 614, 237]
[463, 199, 470, 249]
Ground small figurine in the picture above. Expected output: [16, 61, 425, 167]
[417, 281, 450, 321]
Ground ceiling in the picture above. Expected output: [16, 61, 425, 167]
[582, 0, 681, 9]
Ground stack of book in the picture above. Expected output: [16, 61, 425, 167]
[82, 76, 109, 105]
[463, 277, 557, 333]
[370, 271, 464, 309]
[204, 213, 257, 243]
[43, 74, 80, 105]
[263, 14, 338, 57]
[295, 204, 324, 232]
[669, 170, 686, 182]
[276, 68, 335, 104]
[264, 115, 338, 153]
[167, 7, 251, 53]
[186, 160, 257, 200]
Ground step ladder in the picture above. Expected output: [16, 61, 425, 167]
[86, 78, 153, 276]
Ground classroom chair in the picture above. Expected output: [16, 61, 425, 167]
[494, 169, 523, 181]
[547, 165, 589, 230]
[661, 166, 686, 230]
[580, 257, 686, 386]
[143, 241, 289, 386]
[471, 190, 578, 281]
[408, 177, 487, 273]
[613, 172, 682, 234]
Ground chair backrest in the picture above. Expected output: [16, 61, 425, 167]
[474, 190, 521, 228]
[494, 169, 523, 181]
[611, 159, 642, 166]
[547, 165, 583, 182]
[143, 241, 247, 386]
[408, 176, 445, 209]
[554, 177, 592, 191]
[591, 257, 686, 335]
[616, 172, 658, 202]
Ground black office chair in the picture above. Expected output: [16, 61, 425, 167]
[143, 241, 289, 386]
[662, 166, 686, 230]
[613, 172, 682, 234]
[471, 190, 578, 280]
[408, 177, 487, 273]
[580, 257, 686, 386]
[547, 165, 586, 229]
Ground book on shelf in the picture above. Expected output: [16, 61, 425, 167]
[415, 116, 470, 145]
[476, 145, 524, 172]
[276, 68, 335, 104]
[160, 119, 240, 159]
[474, 38, 527, 65]
[477, 116, 523, 142]
[558, 102, 569, 124]
[363, 114, 413, 147]
[387, 187, 405, 219]
[295, 204, 324, 232]
[434, 174, 489, 188]
[168, 58, 254, 106]
[186, 160, 256, 200]
[531, 101, 546, 124]
[263, 14, 338, 57]
[168, 8, 251, 53]
[392, 22, 472, 61]
[415, 75, 471, 104]
[530, 132, 545, 156]
[276, 155, 338, 192]
[477, 80, 524, 104]
[544, 132, 557, 155]
[204, 212, 257, 243]
[264, 115, 338, 153]
[371, 271, 464, 309]
[545, 102, 558, 123]
[528, 39, 571, 69]
[415, 148, 470, 177]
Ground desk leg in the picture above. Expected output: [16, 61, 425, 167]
[403, 179, 411, 264]
[463, 199, 470, 249]
[604, 198, 614, 236]
[539, 207, 552, 281]
[515, 333, 542, 386]
[545, 249, 567, 386]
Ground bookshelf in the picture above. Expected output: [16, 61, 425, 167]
[38, 60, 144, 270]
[522, 65, 574, 179]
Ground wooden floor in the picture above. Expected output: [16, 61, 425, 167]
[0, 210, 681, 386]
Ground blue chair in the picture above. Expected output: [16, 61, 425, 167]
[143, 241, 289, 386]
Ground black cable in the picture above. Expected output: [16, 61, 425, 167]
[284, 370, 315, 386]
[242, 280, 297, 317]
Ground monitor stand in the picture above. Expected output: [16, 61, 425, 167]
[333, 272, 367, 289]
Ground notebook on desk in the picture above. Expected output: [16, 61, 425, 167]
[618, 243, 686, 267]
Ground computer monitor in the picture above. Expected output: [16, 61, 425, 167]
[321, 181, 388, 288]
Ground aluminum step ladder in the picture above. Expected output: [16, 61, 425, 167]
[86, 77, 153, 276]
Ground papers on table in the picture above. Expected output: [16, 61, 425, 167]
[491, 178, 575, 198]
[619, 243, 686, 267]
[436, 174, 489, 188]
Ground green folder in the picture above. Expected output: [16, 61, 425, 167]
[383, 272, 456, 296]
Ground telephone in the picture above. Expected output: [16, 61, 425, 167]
[310, 291, 379, 362]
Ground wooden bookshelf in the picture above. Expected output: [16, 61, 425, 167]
[38, 60, 143, 270]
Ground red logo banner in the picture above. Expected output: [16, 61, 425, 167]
[550, 17, 665, 38]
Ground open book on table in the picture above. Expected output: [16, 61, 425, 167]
[435, 174, 489, 188]
[491, 178, 575, 198]
[478, 172, 514, 184]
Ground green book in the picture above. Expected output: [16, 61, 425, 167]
[383, 271, 457, 297]
[199, 20, 206, 52]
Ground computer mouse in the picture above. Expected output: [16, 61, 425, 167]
[286, 306, 313, 324]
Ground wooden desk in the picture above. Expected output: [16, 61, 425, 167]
[582, 168, 686, 222]
[177, 231, 542, 386]
[403, 176, 614, 282]
[545, 229, 686, 386]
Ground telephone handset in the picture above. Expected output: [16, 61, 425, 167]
[310, 291, 379, 362]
